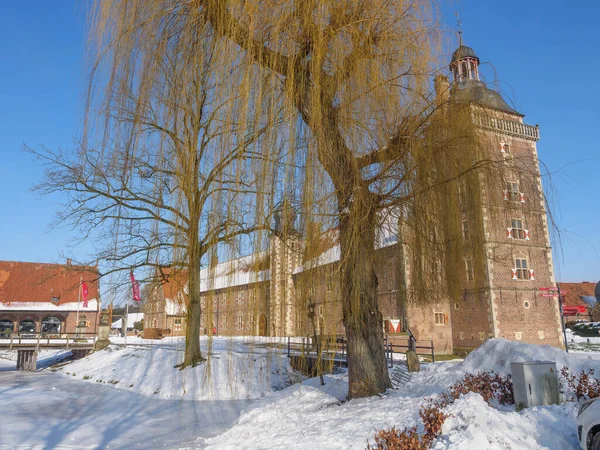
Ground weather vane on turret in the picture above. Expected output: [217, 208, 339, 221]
[455, 12, 463, 47]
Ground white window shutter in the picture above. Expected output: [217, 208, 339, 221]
[511, 268, 518, 280]
[503, 190, 509, 201]
[525, 229, 530, 240]
[529, 269, 535, 281]
[506, 228, 513, 239]
[519, 193, 526, 203]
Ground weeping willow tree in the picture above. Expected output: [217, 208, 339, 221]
[84, 0, 540, 398]
[85, 0, 453, 398]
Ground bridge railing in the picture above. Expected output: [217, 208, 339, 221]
[285, 334, 435, 368]
[0, 332, 97, 350]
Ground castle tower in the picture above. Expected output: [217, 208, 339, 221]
[269, 203, 301, 336]
[444, 44, 563, 351]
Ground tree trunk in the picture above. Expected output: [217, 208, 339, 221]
[181, 209, 205, 368]
[339, 192, 392, 398]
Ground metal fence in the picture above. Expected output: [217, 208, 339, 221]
[286, 332, 434, 368]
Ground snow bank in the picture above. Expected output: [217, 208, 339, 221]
[406, 338, 600, 398]
[207, 339, 597, 449]
[206, 377, 424, 450]
[460, 338, 597, 374]
[434, 393, 577, 450]
[56, 337, 298, 401]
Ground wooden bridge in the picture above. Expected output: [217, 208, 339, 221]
[0, 333, 96, 372]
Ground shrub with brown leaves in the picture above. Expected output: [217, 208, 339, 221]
[559, 367, 600, 401]
[366, 371, 514, 450]
[366, 426, 427, 450]
[443, 371, 514, 406]
[366, 402, 449, 450]
[419, 404, 450, 445]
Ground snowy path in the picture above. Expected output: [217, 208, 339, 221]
[0, 360, 249, 450]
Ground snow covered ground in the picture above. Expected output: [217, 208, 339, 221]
[206, 339, 591, 450]
[566, 328, 600, 355]
[0, 366, 249, 449]
[51, 336, 298, 401]
[1, 337, 598, 449]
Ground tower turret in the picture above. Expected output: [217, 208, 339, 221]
[450, 44, 480, 83]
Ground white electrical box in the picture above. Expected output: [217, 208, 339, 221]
[511, 361, 560, 407]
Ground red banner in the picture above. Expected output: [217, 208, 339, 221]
[81, 282, 89, 308]
[130, 271, 141, 302]
[562, 306, 587, 316]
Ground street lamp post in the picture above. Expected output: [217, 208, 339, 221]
[307, 299, 324, 385]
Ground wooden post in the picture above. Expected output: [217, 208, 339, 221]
[16, 350, 37, 372]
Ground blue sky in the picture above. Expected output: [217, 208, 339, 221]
[0, 1, 598, 283]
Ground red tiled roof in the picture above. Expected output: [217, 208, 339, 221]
[155, 267, 189, 302]
[0, 260, 99, 305]
[558, 282, 596, 308]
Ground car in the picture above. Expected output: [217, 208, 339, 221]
[578, 397, 600, 449]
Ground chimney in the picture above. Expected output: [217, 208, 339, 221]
[66, 258, 72, 268]
[434, 75, 450, 107]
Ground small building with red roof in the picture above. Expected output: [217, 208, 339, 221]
[558, 282, 597, 320]
[0, 259, 100, 336]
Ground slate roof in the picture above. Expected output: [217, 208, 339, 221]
[450, 79, 522, 116]
[451, 45, 479, 64]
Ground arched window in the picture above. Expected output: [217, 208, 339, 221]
[19, 320, 36, 333]
[0, 319, 14, 336]
[41, 316, 61, 334]
[152, 318, 158, 328]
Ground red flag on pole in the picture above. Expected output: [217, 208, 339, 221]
[82, 282, 89, 308]
[130, 270, 141, 302]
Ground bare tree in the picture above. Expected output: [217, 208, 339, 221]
[28, 25, 274, 368]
